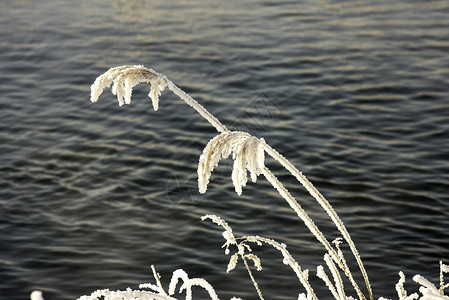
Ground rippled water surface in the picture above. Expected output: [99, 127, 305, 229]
[1, 0, 449, 299]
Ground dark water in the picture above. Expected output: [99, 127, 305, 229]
[1, 0, 449, 299]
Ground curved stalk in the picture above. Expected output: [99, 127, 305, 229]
[263, 144, 373, 300]
[243, 235, 318, 300]
[168, 71, 373, 298]
[261, 166, 366, 300]
[166, 80, 228, 133]
[242, 258, 264, 300]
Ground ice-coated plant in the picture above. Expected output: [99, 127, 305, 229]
[30, 65, 446, 300]
[198, 131, 266, 195]
[74, 265, 222, 300]
[89, 65, 373, 299]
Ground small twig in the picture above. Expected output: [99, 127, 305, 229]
[152, 265, 168, 297]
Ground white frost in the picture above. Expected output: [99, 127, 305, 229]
[197, 131, 265, 195]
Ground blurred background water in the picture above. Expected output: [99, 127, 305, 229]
[1, 0, 449, 299]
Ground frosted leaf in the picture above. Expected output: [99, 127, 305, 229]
[396, 271, 408, 299]
[227, 253, 239, 273]
[242, 243, 252, 253]
[168, 269, 219, 300]
[222, 231, 232, 243]
[148, 78, 167, 111]
[442, 263, 449, 273]
[297, 293, 307, 300]
[90, 65, 130, 103]
[440, 261, 449, 295]
[257, 138, 266, 175]
[303, 269, 309, 281]
[198, 131, 266, 195]
[202, 214, 233, 232]
[413, 273, 449, 300]
[413, 275, 439, 294]
[202, 214, 238, 258]
[168, 269, 190, 295]
[316, 265, 325, 279]
[245, 254, 262, 271]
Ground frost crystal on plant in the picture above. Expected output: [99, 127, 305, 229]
[227, 253, 239, 273]
[77, 267, 219, 300]
[198, 131, 265, 195]
[90, 65, 167, 110]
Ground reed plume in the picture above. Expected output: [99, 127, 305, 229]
[198, 131, 265, 195]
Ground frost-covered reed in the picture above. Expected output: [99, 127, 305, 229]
[51, 65, 449, 300]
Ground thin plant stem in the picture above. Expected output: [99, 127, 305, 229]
[244, 235, 318, 300]
[324, 254, 346, 300]
[242, 257, 264, 300]
[263, 143, 373, 300]
[261, 166, 366, 300]
[166, 81, 228, 133]
[151, 265, 168, 297]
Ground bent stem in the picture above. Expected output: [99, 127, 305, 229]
[261, 166, 366, 300]
[165, 81, 228, 133]
[242, 258, 264, 300]
[244, 235, 318, 300]
[263, 144, 373, 300]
